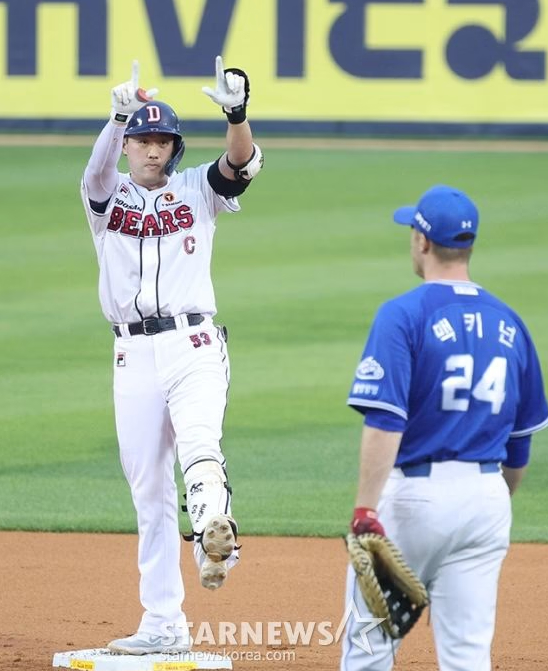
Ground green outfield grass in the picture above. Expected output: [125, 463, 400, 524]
[0, 142, 547, 541]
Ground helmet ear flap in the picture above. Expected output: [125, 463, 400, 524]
[165, 137, 185, 176]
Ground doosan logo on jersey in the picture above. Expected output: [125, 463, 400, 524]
[115, 198, 140, 211]
[107, 203, 195, 238]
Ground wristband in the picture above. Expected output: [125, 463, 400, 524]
[110, 110, 130, 125]
[224, 105, 246, 125]
[352, 507, 385, 536]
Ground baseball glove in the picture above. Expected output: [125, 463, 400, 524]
[346, 532, 429, 639]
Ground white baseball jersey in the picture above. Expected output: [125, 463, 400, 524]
[81, 167, 240, 324]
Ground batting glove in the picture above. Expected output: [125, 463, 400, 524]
[351, 507, 386, 537]
[110, 60, 159, 125]
[202, 55, 250, 124]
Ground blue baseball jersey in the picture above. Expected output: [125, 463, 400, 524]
[348, 281, 548, 466]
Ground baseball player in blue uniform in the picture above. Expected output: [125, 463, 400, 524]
[341, 185, 548, 671]
[81, 58, 263, 655]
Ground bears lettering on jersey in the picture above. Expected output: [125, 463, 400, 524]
[107, 203, 195, 238]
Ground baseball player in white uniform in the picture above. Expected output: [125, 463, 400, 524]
[80, 58, 263, 655]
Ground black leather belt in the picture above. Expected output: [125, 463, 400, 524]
[113, 314, 204, 337]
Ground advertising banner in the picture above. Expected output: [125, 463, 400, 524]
[1, 0, 547, 130]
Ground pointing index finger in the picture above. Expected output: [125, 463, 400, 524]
[215, 55, 225, 85]
[132, 60, 139, 89]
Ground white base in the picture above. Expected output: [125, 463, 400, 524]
[52, 648, 233, 670]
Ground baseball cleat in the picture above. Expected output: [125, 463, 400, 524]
[201, 514, 238, 561]
[107, 631, 192, 655]
[200, 557, 228, 590]
[199, 514, 238, 589]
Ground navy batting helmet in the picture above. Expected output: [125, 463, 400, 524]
[125, 101, 185, 175]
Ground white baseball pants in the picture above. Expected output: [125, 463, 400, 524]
[341, 461, 511, 671]
[112, 317, 232, 636]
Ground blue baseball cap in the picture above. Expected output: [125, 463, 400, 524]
[393, 185, 479, 249]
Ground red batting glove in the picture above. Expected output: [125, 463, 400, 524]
[351, 507, 385, 536]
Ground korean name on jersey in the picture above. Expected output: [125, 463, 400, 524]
[348, 281, 548, 465]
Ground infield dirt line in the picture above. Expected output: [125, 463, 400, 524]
[1, 134, 548, 152]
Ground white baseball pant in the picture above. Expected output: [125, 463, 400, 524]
[112, 317, 234, 636]
[341, 461, 511, 671]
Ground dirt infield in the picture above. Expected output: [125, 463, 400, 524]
[0, 533, 546, 670]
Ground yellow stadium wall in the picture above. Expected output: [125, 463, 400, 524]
[1, 0, 547, 134]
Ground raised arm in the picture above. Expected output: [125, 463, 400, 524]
[83, 122, 126, 206]
[83, 61, 158, 207]
[202, 56, 263, 186]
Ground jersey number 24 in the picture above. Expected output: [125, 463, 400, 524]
[442, 354, 507, 415]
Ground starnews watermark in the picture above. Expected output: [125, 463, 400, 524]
[160, 600, 385, 662]
[210, 649, 298, 663]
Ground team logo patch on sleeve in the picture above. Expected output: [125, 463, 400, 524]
[355, 356, 384, 380]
